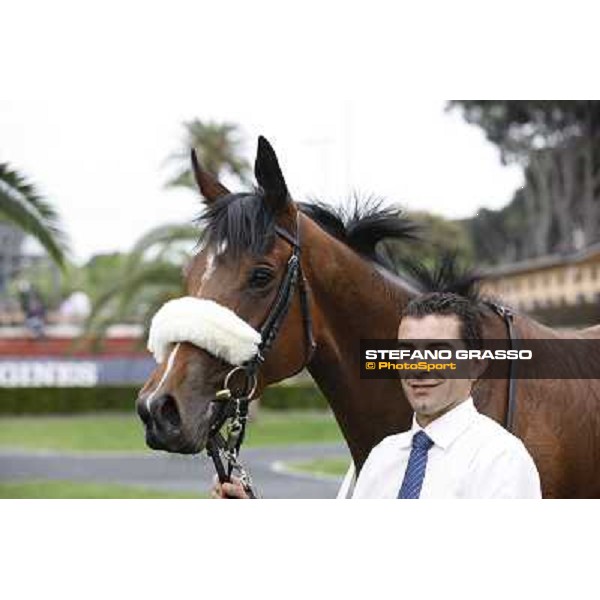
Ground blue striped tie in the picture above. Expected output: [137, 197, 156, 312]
[397, 431, 434, 499]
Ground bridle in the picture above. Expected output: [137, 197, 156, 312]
[205, 211, 316, 497]
[484, 301, 519, 432]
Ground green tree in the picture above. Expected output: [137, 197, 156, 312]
[449, 101, 600, 259]
[0, 163, 69, 267]
[165, 119, 251, 189]
[85, 223, 198, 339]
[379, 211, 474, 272]
[87, 118, 252, 338]
[448, 101, 600, 163]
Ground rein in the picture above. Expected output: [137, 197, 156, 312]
[206, 212, 316, 497]
[484, 301, 519, 432]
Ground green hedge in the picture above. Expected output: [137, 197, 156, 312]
[0, 387, 137, 415]
[0, 383, 328, 415]
[262, 384, 328, 411]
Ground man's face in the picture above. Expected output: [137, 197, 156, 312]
[398, 314, 475, 426]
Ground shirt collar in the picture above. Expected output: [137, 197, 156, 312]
[400, 396, 477, 451]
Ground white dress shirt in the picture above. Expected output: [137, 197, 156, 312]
[338, 397, 542, 499]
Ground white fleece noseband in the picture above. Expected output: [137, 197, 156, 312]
[147, 297, 261, 365]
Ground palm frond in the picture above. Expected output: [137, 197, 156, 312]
[127, 223, 199, 267]
[85, 262, 184, 335]
[164, 119, 251, 189]
[0, 163, 69, 267]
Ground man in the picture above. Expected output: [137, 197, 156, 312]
[212, 292, 541, 499]
[342, 292, 541, 499]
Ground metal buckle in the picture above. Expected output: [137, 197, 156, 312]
[214, 365, 258, 402]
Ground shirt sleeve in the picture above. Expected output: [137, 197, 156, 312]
[470, 441, 542, 499]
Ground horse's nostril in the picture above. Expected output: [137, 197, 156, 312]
[155, 394, 182, 431]
[137, 400, 152, 426]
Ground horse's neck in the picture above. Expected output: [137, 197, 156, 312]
[304, 231, 415, 469]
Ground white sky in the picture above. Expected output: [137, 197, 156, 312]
[0, 1, 560, 263]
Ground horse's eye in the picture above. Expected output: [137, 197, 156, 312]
[248, 267, 274, 289]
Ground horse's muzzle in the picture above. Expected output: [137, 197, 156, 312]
[136, 393, 200, 454]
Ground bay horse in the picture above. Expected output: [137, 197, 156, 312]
[136, 136, 600, 498]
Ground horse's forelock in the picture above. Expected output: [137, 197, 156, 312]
[196, 191, 278, 258]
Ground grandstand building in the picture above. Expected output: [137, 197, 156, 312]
[481, 243, 600, 327]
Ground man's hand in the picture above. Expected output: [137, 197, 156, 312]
[210, 475, 250, 499]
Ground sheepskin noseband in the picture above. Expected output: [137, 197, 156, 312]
[147, 297, 262, 366]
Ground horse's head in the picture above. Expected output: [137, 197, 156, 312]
[136, 137, 315, 453]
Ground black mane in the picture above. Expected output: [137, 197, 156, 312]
[397, 252, 483, 302]
[197, 193, 419, 270]
[298, 197, 419, 262]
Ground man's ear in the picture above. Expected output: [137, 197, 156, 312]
[470, 357, 489, 382]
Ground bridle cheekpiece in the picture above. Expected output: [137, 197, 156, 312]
[206, 211, 316, 497]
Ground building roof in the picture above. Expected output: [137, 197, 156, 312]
[482, 241, 600, 278]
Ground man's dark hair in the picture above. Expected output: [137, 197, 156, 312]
[401, 292, 483, 350]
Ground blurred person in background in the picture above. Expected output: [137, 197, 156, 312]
[18, 281, 46, 339]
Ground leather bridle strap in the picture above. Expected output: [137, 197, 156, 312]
[247, 215, 317, 370]
[485, 301, 519, 432]
[206, 383, 256, 498]
[206, 212, 316, 496]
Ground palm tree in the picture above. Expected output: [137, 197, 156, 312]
[0, 162, 69, 267]
[165, 119, 251, 189]
[84, 222, 199, 340]
[87, 118, 251, 339]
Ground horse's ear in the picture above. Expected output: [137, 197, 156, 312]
[254, 136, 290, 211]
[191, 148, 230, 202]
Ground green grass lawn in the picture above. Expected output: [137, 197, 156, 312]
[0, 480, 203, 499]
[0, 410, 342, 453]
[285, 457, 350, 478]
